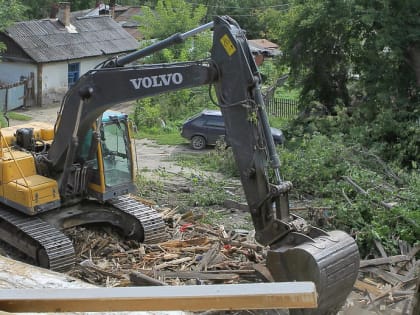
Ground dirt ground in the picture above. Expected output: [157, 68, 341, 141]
[4, 103, 417, 315]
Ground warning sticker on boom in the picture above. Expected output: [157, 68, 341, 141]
[220, 34, 236, 56]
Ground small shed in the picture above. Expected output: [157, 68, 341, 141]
[0, 3, 139, 107]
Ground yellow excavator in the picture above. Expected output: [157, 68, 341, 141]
[0, 16, 359, 314]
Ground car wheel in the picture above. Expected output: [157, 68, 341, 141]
[191, 135, 206, 150]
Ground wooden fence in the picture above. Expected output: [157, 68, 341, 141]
[266, 98, 299, 118]
[0, 81, 26, 111]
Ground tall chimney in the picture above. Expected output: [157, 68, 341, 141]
[58, 2, 71, 26]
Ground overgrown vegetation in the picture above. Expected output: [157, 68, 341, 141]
[129, 0, 419, 256]
[264, 0, 420, 169]
[173, 132, 419, 256]
[280, 134, 419, 256]
[130, 0, 215, 141]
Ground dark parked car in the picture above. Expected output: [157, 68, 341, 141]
[181, 109, 285, 150]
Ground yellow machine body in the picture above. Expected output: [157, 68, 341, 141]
[0, 122, 60, 215]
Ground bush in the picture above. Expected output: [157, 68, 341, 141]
[288, 102, 420, 170]
[279, 133, 419, 256]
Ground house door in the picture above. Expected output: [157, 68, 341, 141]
[68, 62, 80, 88]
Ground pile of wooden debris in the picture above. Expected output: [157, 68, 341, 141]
[352, 241, 419, 314]
[66, 208, 268, 288]
[65, 206, 419, 314]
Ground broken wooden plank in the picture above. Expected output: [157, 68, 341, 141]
[79, 259, 125, 279]
[130, 271, 167, 286]
[364, 267, 405, 286]
[411, 276, 420, 315]
[360, 255, 410, 268]
[253, 263, 275, 282]
[157, 270, 239, 281]
[154, 257, 193, 270]
[354, 280, 384, 296]
[222, 239, 263, 251]
[196, 243, 222, 271]
[374, 239, 388, 259]
[0, 282, 317, 312]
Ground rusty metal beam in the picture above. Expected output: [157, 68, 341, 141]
[0, 282, 317, 312]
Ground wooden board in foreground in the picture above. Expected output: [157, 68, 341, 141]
[0, 282, 317, 312]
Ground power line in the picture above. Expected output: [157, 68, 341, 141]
[187, 1, 290, 10]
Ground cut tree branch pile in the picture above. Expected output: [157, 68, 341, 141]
[66, 210, 266, 288]
[63, 206, 418, 314]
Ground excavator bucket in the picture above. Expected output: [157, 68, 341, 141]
[266, 230, 360, 315]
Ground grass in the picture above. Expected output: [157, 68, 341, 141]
[6, 111, 32, 121]
[136, 130, 187, 146]
[0, 111, 33, 127]
[275, 86, 301, 100]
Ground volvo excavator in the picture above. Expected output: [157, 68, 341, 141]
[0, 16, 359, 314]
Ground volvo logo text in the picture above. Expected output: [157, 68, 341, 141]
[130, 73, 183, 90]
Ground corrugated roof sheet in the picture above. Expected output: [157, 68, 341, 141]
[5, 16, 139, 63]
[248, 39, 281, 57]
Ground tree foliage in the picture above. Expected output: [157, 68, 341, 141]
[280, 133, 419, 255]
[133, 0, 213, 130]
[138, 0, 206, 38]
[190, 0, 288, 38]
[0, 0, 26, 29]
[261, 0, 420, 167]
[0, 0, 26, 52]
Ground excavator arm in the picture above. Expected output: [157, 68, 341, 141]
[47, 16, 359, 315]
[48, 62, 216, 171]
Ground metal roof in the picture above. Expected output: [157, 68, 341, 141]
[248, 39, 281, 57]
[5, 16, 139, 63]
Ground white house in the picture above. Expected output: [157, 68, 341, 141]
[0, 3, 139, 106]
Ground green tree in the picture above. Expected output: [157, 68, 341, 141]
[138, 0, 206, 39]
[0, 0, 26, 51]
[262, 0, 419, 166]
[263, 0, 419, 108]
[20, 0, 53, 19]
[192, 0, 287, 38]
[263, 0, 356, 111]
[0, 0, 26, 29]
[133, 0, 213, 128]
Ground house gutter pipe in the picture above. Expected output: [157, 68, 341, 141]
[115, 21, 214, 67]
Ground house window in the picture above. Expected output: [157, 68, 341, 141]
[68, 62, 80, 88]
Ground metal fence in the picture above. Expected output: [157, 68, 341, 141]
[266, 98, 299, 118]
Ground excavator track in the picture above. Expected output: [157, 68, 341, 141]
[0, 195, 166, 272]
[108, 195, 168, 244]
[0, 207, 75, 272]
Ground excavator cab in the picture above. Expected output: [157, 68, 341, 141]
[80, 111, 136, 202]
